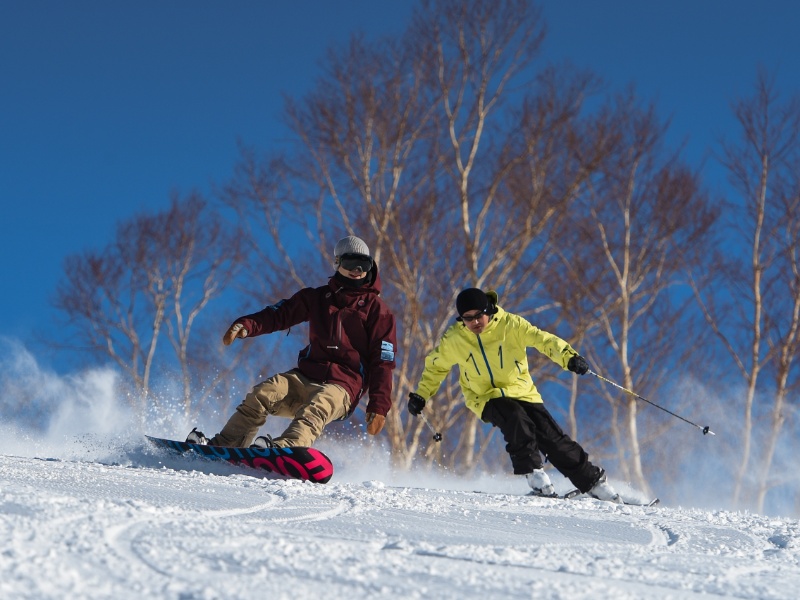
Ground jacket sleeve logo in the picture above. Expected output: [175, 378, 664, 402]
[380, 340, 395, 361]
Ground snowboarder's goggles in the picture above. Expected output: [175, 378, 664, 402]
[338, 253, 373, 273]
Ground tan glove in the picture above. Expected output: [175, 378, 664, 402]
[366, 412, 385, 435]
[222, 323, 248, 346]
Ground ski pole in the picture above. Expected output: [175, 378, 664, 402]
[419, 412, 443, 442]
[588, 370, 715, 436]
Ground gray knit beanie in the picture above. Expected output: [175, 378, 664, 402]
[334, 236, 370, 258]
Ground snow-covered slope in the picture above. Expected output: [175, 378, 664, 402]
[1, 440, 798, 600]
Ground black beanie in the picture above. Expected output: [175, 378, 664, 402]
[456, 288, 489, 316]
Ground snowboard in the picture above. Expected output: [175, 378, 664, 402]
[145, 435, 334, 484]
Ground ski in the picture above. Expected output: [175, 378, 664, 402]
[525, 488, 659, 506]
[525, 488, 582, 500]
[634, 497, 661, 507]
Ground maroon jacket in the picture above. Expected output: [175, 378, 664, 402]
[234, 267, 397, 417]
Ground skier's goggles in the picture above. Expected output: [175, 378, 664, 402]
[338, 253, 373, 273]
[460, 310, 488, 322]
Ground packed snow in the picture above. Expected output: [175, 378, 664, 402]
[1, 341, 799, 599]
[2, 436, 799, 599]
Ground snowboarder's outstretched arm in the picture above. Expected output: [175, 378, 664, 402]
[222, 289, 314, 345]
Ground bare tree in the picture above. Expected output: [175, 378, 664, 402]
[54, 193, 245, 420]
[223, 0, 624, 473]
[759, 182, 800, 512]
[693, 69, 800, 510]
[548, 92, 718, 494]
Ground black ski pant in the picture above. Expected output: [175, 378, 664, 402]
[481, 397, 602, 493]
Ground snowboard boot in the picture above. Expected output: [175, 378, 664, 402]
[588, 469, 622, 503]
[251, 434, 277, 449]
[186, 428, 209, 445]
[526, 468, 556, 497]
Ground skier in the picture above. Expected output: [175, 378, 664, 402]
[188, 236, 397, 449]
[408, 287, 620, 502]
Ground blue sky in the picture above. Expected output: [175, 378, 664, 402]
[2, 1, 799, 371]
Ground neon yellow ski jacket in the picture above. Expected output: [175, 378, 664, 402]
[414, 306, 580, 419]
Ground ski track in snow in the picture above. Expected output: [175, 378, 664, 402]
[1, 446, 799, 599]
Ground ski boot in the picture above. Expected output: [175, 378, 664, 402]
[526, 469, 557, 497]
[588, 470, 622, 503]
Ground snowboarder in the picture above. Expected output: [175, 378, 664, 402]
[188, 236, 397, 449]
[408, 287, 620, 502]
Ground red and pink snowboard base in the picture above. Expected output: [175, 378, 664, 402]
[146, 435, 334, 483]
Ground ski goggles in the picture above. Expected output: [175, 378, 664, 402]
[338, 253, 373, 273]
[460, 310, 488, 322]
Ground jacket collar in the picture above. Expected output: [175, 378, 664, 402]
[327, 263, 383, 296]
[457, 306, 504, 337]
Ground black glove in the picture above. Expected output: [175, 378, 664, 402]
[408, 392, 426, 415]
[568, 355, 589, 375]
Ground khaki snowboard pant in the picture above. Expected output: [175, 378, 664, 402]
[210, 369, 351, 448]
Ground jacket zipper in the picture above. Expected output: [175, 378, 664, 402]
[328, 313, 341, 349]
[327, 288, 344, 349]
[476, 335, 503, 396]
